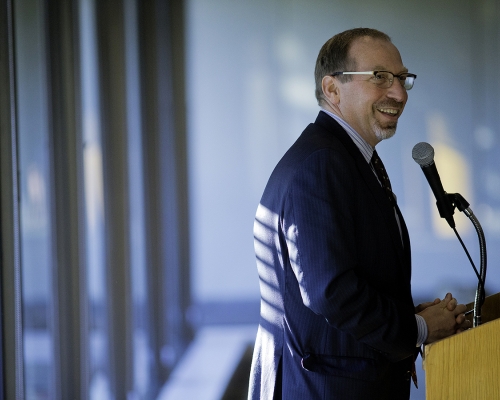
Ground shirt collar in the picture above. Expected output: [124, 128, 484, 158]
[320, 109, 374, 164]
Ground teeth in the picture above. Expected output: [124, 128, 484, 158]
[378, 108, 398, 115]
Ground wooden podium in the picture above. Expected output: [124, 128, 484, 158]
[423, 292, 500, 399]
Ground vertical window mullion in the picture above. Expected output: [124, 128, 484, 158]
[95, 0, 134, 397]
[138, 0, 191, 387]
[14, 0, 56, 398]
[0, 0, 25, 398]
[45, 0, 88, 399]
[123, 0, 156, 398]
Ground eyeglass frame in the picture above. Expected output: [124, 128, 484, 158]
[330, 70, 417, 90]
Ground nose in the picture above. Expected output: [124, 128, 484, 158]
[386, 78, 407, 103]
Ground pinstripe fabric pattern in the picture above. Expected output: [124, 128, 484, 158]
[249, 112, 417, 400]
[326, 117, 427, 343]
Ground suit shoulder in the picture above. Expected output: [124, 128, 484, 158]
[260, 125, 354, 201]
[282, 121, 351, 167]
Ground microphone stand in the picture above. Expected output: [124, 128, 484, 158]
[448, 193, 487, 327]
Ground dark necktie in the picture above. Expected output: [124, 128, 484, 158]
[371, 150, 396, 206]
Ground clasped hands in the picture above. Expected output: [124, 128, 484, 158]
[416, 293, 471, 344]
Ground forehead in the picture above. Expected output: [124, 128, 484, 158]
[348, 36, 406, 72]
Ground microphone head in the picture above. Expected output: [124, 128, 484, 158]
[412, 142, 435, 167]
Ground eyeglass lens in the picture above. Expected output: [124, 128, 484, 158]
[375, 71, 414, 90]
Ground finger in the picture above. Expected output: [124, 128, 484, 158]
[456, 318, 471, 330]
[416, 298, 442, 312]
[440, 293, 452, 308]
[447, 297, 458, 311]
[453, 304, 468, 316]
[456, 320, 472, 333]
[455, 313, 465, 324]
[416, 301, 435, 312]
[458, 316, 471, 326]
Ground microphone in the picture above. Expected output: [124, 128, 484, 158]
[412, 142, 456, 228]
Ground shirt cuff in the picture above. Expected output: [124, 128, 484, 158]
[415, 314, 428, 347]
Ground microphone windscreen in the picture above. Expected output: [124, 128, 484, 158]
[412, 142, 435, 167]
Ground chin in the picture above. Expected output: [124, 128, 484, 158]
[375, 126, 396, 141]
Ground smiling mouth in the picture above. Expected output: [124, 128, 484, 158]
[377, 107, 400, 116]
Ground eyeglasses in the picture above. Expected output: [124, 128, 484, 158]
[331, 70, 417, 90]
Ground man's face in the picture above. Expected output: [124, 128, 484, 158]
[335, 37, 408, 147]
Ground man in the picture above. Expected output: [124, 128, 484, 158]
[248, 28, 470, 399]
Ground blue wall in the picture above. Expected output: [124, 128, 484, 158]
[187, 0, 500, 307]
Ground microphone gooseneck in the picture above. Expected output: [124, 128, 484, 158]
[412, 142, 487, 327]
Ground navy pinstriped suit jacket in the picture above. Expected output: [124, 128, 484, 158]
[249, 111, 418, 399]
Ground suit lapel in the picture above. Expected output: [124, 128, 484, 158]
[314, 112, 408, 270]
[395, 203, 412, 280]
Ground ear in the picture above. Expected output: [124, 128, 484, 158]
[321, 75, 341, 106]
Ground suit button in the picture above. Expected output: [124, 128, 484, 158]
[405, 371, 411, 381]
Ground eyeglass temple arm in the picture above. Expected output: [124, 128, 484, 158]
[332, 71, 375, 76]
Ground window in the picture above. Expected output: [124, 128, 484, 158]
[0, 0, 190, 398]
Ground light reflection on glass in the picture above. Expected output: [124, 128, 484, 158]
[80, 0, 110, 397]
[15, 0, 55, 397]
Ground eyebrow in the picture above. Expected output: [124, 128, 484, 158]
[372, 65, 409, 74]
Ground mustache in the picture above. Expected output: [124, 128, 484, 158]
[375, 100, 404, 110]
